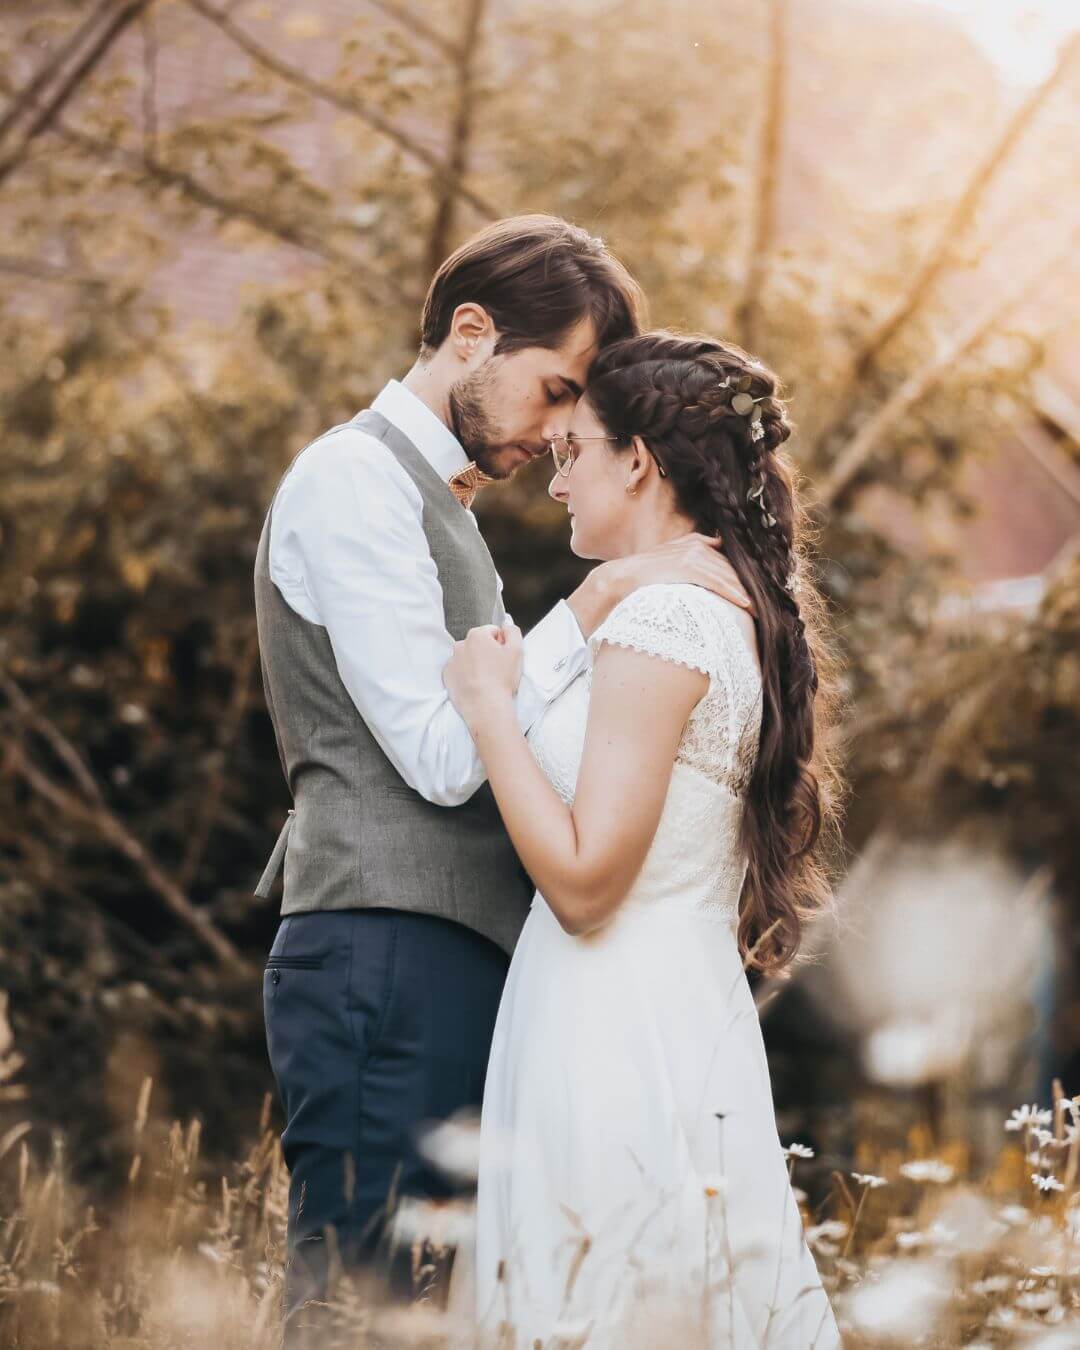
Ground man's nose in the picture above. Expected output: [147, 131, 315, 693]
[540, 409, 574, 443]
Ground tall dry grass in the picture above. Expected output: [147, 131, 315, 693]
[1, 1065, 1078, 1345]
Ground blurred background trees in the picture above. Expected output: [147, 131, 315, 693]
[0, 0, 1077, 1187]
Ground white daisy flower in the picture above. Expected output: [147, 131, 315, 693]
[852, 1171, 887, 1188]
[997, 1204, 1031, 1226]
[1015, 1288, 1060, 1313]
[783, 1142, 815, 1160]
[1031, 1173, 1064, 1193]
[845, 1259, 950, 1338]
[972, 1274, 1012, 1296]
[1005, 1105, 1052, 1132]
[899, 1159, 955, 1185]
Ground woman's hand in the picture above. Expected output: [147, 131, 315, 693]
[443, 619, 524, 731]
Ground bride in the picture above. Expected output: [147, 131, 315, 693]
[442, 331, 843, 1348]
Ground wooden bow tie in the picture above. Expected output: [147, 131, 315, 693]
[447, 462, 494, 509]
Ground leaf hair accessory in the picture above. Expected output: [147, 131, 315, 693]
[747, 473, 777, 529]
[718, 374, 767, 439]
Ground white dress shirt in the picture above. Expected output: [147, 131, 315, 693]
[268, 379, 589, 807]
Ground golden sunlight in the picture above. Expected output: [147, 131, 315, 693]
[907, 0, 1078, 85]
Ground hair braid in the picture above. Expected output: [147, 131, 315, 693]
[584, 331, 845, 973]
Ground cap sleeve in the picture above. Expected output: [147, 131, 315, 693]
[587, 583, 713, 678]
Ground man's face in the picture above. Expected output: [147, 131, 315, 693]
[447, 316, 600, 480]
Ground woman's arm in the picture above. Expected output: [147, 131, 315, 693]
[450, 628, 707, 935]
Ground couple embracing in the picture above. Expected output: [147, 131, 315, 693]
[255, 214, 841, 1347]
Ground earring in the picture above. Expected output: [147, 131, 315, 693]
[625, 482, 637, 496]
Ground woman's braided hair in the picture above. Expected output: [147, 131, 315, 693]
[586, 331, 845, 974]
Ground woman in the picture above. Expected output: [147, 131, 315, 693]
[443, 332, 844, 1347]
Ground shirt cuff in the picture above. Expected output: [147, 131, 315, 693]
[514, 599, 589, 735]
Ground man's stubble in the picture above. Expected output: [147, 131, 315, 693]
[447, 357, 514, 480]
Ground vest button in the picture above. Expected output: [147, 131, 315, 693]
[270, 969, 281, 985]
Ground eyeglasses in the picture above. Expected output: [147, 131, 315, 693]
[549, 434, 668, 479]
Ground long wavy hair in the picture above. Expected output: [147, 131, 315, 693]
[585, 332, 847, 975]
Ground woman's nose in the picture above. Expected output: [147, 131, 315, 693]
[548, 472, 568, 503]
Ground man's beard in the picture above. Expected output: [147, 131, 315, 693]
[447, 359, 510, 479]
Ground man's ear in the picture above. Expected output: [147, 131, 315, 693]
[449, 303, 495, 361]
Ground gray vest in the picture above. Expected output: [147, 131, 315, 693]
[253, 409, 532, 956]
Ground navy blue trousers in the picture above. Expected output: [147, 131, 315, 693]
[262, 907, 509, 1336]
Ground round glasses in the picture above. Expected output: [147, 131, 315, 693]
[549, 434, 668, 479]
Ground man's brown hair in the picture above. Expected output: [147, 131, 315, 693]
[420, 214, 645, 357]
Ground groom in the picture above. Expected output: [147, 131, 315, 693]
[254, 214, 750, 1334]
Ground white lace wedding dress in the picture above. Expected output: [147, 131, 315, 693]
[463, 583, 840, 1348]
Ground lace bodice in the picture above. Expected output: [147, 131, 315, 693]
[527, 583, 763, 925]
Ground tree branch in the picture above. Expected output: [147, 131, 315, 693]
[0, 822, 170, 973]
[0, 0, 118, 145]
[732, 0, 788, 352]
[0, 0, 154, 191]
[0, 675, 253, 976]
[140, 3, 159, 159]
[50, 118, 410, 308]
[0, 670, 105, 806]
[425, 0, 488, 276]
[809, 30, 1080, 459]
[362, 0, 462, 61]
[815, 225, 1080, 514]
[0, 253, 109, 288]
[182, 0, 497, 220]
[178, 631, 260, 890]
[0, 252, 250, 457]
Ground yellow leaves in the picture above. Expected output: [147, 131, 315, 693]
[121, 554, 154, 593]
[141, 637, 172, 685]
[281, 14, 324, 40]
[53, 588, 78, 625]
[216, 218, 269, 248]
[1049, 653, 1080, 705]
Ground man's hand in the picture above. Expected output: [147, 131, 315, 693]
[443, 621, 524, 734]
[567, 534, 754, 638]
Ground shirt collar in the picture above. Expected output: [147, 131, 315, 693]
[370, 379, 470, 480]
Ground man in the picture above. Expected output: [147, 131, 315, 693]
[254, 214, 752, 1335]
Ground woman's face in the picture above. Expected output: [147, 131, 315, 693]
[546, 397, 635, 560]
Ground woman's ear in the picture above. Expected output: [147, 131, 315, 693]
[627, 434, 653, 492]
